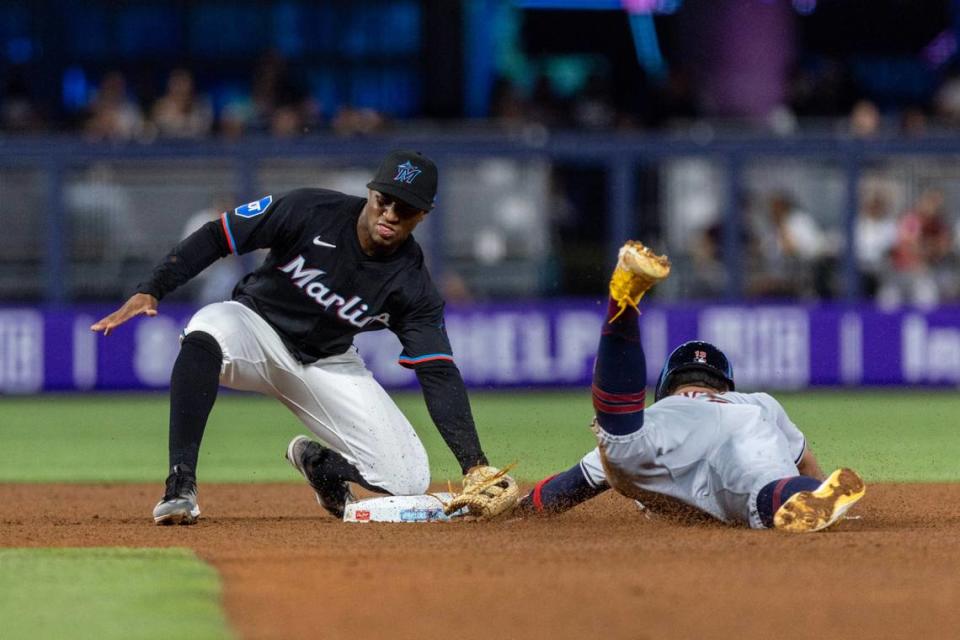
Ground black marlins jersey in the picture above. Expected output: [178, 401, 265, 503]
[145, 188, 453, 365]
[225, 188, 451, 363]
[137, 187, 487, 470]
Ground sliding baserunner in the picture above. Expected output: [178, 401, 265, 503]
[516, 241, 865, 532]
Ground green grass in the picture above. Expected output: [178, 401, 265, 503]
[0, 390, 956, 640]
[0, 548, 231, 640]
[775, 390, 960, 482]
[0, 390, 957, 483]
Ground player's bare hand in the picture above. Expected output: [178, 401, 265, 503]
[90, 293, 159, 336]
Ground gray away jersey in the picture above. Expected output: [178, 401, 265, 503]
[584, 390, 807, 526]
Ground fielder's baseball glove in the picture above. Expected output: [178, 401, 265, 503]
[442, 464, 519, 520]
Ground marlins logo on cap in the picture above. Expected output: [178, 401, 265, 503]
[394, 161, 422, 184]
[367, 149, 438, 211]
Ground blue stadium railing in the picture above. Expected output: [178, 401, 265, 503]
[3, 131, 960, 303]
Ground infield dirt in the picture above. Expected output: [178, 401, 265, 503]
[2, 482, 958, 640]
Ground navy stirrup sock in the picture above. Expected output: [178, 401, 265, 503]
[602, 297, 641, 343]
[168, 331, 222, 473]
[756, 475, 823, 528]
[593, 299, 647, 434]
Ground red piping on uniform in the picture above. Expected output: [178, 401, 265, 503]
[771, 477, 791, 512]
[592, 397, 645, 414]
[397, 355, 454, 366]
[591, 385, 646, 403]
[220, 213, 237, 254]
[532, 474, 559, 512]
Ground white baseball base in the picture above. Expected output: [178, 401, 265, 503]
[342, 493, 468, 523]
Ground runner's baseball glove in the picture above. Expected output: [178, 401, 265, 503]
[442, 464, 519, 520]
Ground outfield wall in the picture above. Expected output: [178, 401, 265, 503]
[1, 303, 959, 393]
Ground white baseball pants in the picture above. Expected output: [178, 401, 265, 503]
[183, 301, 430, 495]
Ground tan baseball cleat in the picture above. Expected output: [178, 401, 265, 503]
[608, 240, 671, 320]
[774, 468, 866, 533]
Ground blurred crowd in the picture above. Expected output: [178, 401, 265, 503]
[8, 53, 960, 140]
[856, 184, 959, 308]
[489, 65, 960, 139]
[681, 183, 960, 307]
[0, 53, 387, 140]
[5, 51, 960, 307]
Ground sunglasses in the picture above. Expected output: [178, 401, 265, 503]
[373, 192, 423, 218]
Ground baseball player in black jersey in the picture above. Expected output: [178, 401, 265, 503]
[92, 150, 510, 524]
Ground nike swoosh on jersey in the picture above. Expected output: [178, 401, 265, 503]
[313, 236, 337, 248]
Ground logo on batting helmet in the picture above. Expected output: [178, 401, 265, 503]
[654, 340, 735, 401]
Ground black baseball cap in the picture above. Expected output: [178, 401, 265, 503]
[366, 149, 438, 211]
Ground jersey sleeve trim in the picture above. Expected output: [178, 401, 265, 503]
[578, 459, 608, 489]
[795, 436, 806, 465]
[398, 353, 454, 366]
[220, 212, 238, 254]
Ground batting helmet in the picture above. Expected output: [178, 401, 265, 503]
[654, 341, 735, 401]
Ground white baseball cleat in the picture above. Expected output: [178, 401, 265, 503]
[153, 464, 200, 525]
[774, 468, 866, 533]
